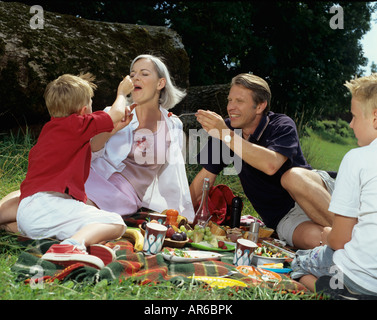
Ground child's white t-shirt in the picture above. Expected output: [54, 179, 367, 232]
[330, 138, 377, 294]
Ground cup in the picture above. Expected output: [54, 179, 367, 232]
[143, 222, 167, 255]
[248, 222, 260, 243]
[233, 238, 258, 266]
[148, 212, 167, 224]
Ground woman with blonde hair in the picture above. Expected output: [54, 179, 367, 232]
[86, 54, 195, 221]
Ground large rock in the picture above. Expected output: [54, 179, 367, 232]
[0, 2, 189, 133]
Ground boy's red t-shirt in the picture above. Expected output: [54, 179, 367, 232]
[19, 111, 114, 203]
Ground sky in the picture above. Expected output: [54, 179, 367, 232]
[361, 9, 377, 74]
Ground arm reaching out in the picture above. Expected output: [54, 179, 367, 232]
[107, 75, 134, 125]
[91, 76, 135, 152]
[195, 109, 287, 176]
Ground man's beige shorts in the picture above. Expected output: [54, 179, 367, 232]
[276, 170, 335, 246]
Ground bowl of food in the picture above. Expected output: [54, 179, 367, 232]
[163, 238, 189, 248]
[251, 242, 293, 266]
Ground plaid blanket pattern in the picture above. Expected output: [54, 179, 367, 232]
[11, 236, 307, 294]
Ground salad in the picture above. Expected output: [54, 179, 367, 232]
[253, 244, 290, 259]
[163, 248, 190, 258]
[162, 248, 221, 260]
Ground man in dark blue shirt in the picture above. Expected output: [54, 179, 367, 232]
[190, 73, 334, 249]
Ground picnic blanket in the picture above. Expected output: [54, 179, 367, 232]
[11, 236, 307, 295]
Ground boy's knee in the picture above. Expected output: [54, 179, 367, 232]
[116, 224, 127, 237]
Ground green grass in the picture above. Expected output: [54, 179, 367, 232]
[301, 125, 358, 172]
[0, 122, 356, 301]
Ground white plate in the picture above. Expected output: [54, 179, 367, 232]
[162, 250, 223, 263]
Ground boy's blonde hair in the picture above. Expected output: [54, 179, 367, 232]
[344, 73, 377, 116]
[44, 73, 97, 117]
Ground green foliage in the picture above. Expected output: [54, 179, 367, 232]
[301, 119, 357, 171]
[0, 130, 35, 196]
[307, 119, 355, 144]
[18, 0, 376, 124]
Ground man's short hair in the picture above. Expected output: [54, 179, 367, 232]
[231, 73, 271, 113]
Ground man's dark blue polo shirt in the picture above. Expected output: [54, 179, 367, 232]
[197, 111, 312, 230]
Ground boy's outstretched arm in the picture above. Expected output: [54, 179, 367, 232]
[91, 76, 134, 152]
[107, 75, 134, 124]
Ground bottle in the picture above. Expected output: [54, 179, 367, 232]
[230, 197, 242, 228]
[193, 178, 212, 227]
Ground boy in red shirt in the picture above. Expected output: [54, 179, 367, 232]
[17, 73, 134, 269]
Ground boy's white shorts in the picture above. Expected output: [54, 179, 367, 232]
[17, 191, 126, 240]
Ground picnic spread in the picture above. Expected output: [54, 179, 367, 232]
[10, 211, 308, 295]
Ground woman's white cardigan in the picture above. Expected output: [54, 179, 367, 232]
[90, 107, 195, 222]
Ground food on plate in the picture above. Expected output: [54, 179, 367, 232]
[166, 225, 188, 241]
[188, 225, 219, 248]
[187, 225, 230, 249]
[236, 265, 282, 283]
[225, 226, 274, 243]
[171, 231, 186, 241]
[253, 244, 290, 259]
[262, 240, 295, 256]
[226, 227, 244, 243]
[259, 263, 284, 269]
[122, 228, 144, 251]
[208, 221, 227, 237]
[163, 248, 190, 258]
[140, 216, 190, 248]
[162, 248, 220, 260]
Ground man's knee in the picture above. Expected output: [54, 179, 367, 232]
[281, 167, 301, 192]
[281, 167, 325, 193]
[292, 221, 323, 249]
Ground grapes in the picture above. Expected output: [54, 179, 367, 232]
[189, 225, 218, 248]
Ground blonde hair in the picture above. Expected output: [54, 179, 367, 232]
[231, 73, 271, 114]
[129, 54, 186, 110]
[44, 73, 97, 117]
[344, 73, 377, 116]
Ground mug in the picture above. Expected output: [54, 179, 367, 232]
[233, 238, 258, 266]
[143, 222, 167, 255]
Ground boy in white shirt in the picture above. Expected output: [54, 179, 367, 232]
[291, 73, 377, 298]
